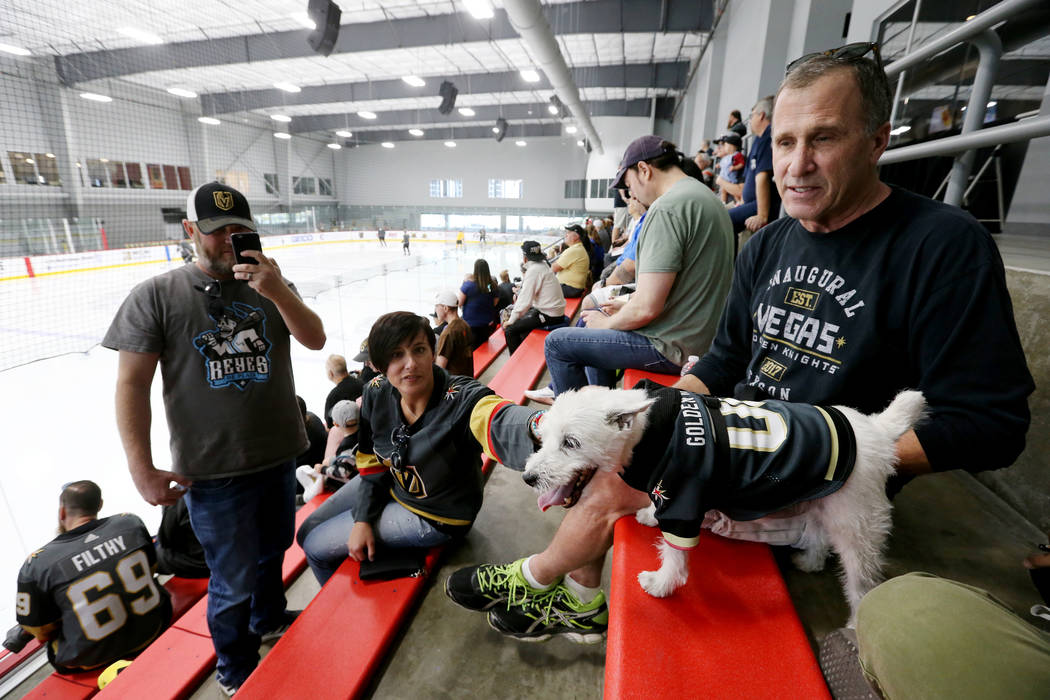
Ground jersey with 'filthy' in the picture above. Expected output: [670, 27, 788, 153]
[16, 514, 172, 670]
[621, 381, 856, 549]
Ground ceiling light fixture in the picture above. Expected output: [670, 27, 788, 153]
[166, 87, 198, 98]
[0, 42, 31, 56]
[327, 143, 342, 150]
[577, 139, 585, 147]
[464, 0, 495, 20]
[381, 142, 395, 149]
[358, 110, 377, 119]
[521, 69, 540, 82]
[274, 82, 301, 93]
[458, 107, 476, 116]
[515, 140, 527, 147]
[445, 141, 457, 148]
[565, 125, 578, 134]
[548, 94, 564, 116]
[198, 116, 221, 125]
[80, 92, 113, 103]
[25, 158, 35, 164]
[117, 27, 164, 45]
[402, 75, 426, 87]
[409, 128, 424, 136]
[890, 125, 911, 136]
[274, 132, 292, 139]
[45, 153, 55, 158]
[336, 129, 353, 138]
[548, 104, 559, 115]
[270, 114, 292, 122]
[987, 100, 997, 107]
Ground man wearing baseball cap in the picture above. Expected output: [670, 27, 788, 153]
[433, 290, 473, 377]
[532, 135, 733, 401]
[103, 181, 325, 695]
[503, 241, 566, 355]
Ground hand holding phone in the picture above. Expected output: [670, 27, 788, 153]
[231, 232, 262, 266]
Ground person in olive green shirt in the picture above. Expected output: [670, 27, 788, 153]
[541, 136, 734, 393]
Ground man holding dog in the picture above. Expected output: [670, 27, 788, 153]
[446, 45, 1032, 645]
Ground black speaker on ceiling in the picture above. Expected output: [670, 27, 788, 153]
[307, 0, 342, 57]
[494, 117, 508, 143]
[584, 139, 592, 154]
[438, 81, 458, 115]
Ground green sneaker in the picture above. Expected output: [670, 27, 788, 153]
[445, 558, 546, 612]
[487, 584, 608, 644]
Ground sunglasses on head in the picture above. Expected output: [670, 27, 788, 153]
[390, 424, 410, 470]
[194, 280, 226, 320]
[786, 42, 883, 75]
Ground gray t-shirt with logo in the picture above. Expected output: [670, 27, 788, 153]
[103, 264, 307, 478]
[635, 176, 734, 365]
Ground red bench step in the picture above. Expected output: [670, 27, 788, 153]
[472, 327, 507, 377]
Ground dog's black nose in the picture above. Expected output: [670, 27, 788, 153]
[523, 472, 538, 487]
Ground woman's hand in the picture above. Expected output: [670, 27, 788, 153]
[347, 521, 376, 562]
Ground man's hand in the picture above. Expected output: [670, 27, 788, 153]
[130, 466, 192, 506]
[233, 250, 283, 299]
[348, 521, 376, 562]
[745, 214, 769, 233]
[580, 309, 610, 329]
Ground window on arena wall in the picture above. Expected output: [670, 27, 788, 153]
[293, 176, 316, 195]
[488, 178, 523, 199]
[125, 162, 144, 189]
[429, 179, 462, 198]
[146, 164, 164, 189]
[521, 215, 570, 232]
[0, 159, 6, 184]
[216, 170, 249, 194]
[85, 159, 109, 187]
[33, 153, 61, 186]
[564, 179, 585, 198]
[177, 166, 193, 190]
[107, 161, 128, 188]
[163, 165, 179, 190]
[319, 177, 333, 196]
[505, 215, 520, 231]
[264, 173, 280, 195]
[448, 214, 500, 230]
[8, 152, 39, 184]
[420, 214, 446, 229]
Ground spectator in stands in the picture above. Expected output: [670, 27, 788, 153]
[324, 354, 363, 428]
[433, 290, 474, 377]
[694, 151, 715, 189]
[104, 182, 325, 694]
[295, 312, 545, 584]
[594, 217, 612, 252]
[296, 395, 328, 471]
[714, 132, 746, 204]
[552, 224, 591, 298]
[15, 481, 173, 673]
[502, 241, 567, 355]
[458, 258, 500, 350]
[523, 136, 733, 404]
[587, 230, 605, 284]
[610, 189, 629, 261]
[730, 95, 780, 245]
[448, 45, 1033, 644]
[496, 269, 515, 312]
[352, 340, 382, 384]
[727, 108, 747, 138]
[297, 400, 362, 502]
[156, 497, 209, 578]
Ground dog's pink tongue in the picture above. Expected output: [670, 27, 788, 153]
[537, 484, 575, 512]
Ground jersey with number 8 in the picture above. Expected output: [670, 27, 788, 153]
[16, 513, 172, 671]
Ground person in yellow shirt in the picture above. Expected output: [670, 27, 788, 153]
[551, 224, 590, 297]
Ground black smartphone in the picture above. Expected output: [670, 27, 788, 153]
[231, 232, 261, 265]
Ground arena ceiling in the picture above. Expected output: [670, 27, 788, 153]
[0, 0, 715, 145]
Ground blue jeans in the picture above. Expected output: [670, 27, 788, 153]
[545, 326, 680, 394]
[184, 461, 295, 687]
[296, 475, 452, 585]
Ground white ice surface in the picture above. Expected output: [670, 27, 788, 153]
[0, 236, 536, 624]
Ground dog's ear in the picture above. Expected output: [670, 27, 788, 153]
[605, 393, 657, 431]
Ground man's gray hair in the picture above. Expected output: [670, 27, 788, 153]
[752, 95, 774, 121]
[777, 56, 891, 135]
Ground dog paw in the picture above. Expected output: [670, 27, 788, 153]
[792, 548, 827, 573]
[635, 505, 658, 528]
[637, 570, 675, 598]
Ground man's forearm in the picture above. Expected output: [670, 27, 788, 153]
[756, 172, 771, 219]
[673, 373, 710, 395]
[895, 430, 932, 475]
[116, 378, 155, 474]
[606, 259, 635, 286]
[270, 285, 326, 350]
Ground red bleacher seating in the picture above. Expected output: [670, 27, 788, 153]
[471, 327, 506, 377]
[604, 369, 830, 699]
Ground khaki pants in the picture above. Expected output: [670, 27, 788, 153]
[857, 572, 1050, 699]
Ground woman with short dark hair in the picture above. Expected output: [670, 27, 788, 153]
[296, 311, 541, 583]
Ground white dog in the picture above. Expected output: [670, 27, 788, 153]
[522, 382, 925, 624]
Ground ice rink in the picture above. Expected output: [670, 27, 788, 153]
[0, 234, 539, 624]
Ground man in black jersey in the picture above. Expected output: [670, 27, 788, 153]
[15, 481, 172, 672]
[446, 45, 1032, 643]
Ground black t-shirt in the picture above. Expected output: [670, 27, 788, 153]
[691, 187, 1033, 473]
[299, 411, 329, 466]
[324, 374, 364, 428]
[17, 515, 172, 670]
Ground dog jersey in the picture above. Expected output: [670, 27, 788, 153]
[16, 514, 172, 670]
[621, 381, 856, 550]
